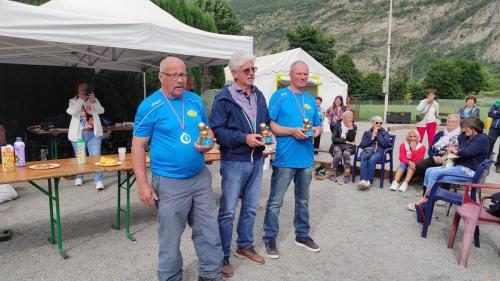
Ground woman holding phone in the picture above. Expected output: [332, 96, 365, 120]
[66, 80, 106, 190]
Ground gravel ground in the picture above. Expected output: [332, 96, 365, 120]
[1, 122, 499, 281]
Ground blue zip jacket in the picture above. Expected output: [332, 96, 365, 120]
[456, 133, 490, 171]
[488, 103, 500, 129]
[210, 86, 271, 162]
[359, 127, 392, 152]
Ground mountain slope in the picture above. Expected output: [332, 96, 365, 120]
[227, 0, 500, 77]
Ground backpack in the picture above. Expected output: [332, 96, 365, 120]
[415, 202, 427, 223]
[487, 192, 500, 218]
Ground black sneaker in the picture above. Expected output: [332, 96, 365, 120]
[198, 276, 223, 281]
[264, 238, 279, 259]
[295, 236, 320, 252]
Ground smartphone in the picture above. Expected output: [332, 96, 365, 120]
[85, 86, 93, 96]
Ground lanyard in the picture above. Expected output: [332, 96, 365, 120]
[291, 89, 306, 118]
[161, 90, 185, 132]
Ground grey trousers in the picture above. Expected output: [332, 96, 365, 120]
[152, 167, 223, 281]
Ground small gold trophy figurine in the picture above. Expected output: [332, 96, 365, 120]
[303, 118, 313, 137]
[260, 123, 273, 145]
[197, 122, 213, 146]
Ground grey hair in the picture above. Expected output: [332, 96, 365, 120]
[228, 51, 255, 71]
[406, 129, 420, 143]
[341, 110, 354, 119]
[370, 116, 383, 122]
[447, 113, 460, 122]
[289, 60, 308, 75]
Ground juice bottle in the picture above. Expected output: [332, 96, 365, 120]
[1, 145, 16, 172]
[14, 137, 26, 167]
[76, 138, 86, 165]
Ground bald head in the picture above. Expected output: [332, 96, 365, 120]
[158, 56, 187, 98]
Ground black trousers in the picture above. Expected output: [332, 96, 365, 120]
[488, 127, 500, 166]
[313, 136, 321, 154]
[415, 157, 440, 194]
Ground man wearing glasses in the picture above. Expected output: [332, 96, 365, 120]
[132, 56, 223, 281]
[262, 61, 322, 259]
[210, 51, 271, 278]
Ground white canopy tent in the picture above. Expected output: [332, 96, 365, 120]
[0, 0, 253, 97]
[224, 48, 348, 131]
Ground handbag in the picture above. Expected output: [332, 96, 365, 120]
[415, 202, 427, 223]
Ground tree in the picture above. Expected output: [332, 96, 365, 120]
[360, 72, 379, 99]
[286, 25, 336, 69]
[332, 53, 362, 97]
[423, 59, 463, 99]
[194, 0, 243, 35]
[389, 70, 409, 100]
[454, 60, 484, 95]
[360, 72, 384, 100]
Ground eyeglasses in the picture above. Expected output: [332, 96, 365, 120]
[375, 121, 383, 125]
[160, 72, 186, 80]
[241, 67, 257, 75]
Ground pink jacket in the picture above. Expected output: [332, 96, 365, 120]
[399, 142, 426, 164]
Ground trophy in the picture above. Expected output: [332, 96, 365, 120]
[197, 122, 213, 146]
[303, 118, 314, 137]
[259, 123, 273, 145]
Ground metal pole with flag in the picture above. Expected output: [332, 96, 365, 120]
[383, 0, 393, 123]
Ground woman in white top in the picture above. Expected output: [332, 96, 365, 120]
[66, 80, 105, 190]
[416, 89, 440, 147]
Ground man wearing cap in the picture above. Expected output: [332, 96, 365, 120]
[262, 60, 322, 259]
[132, 56, 223, 281]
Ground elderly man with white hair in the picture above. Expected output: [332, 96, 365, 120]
[210, 51, 271, 278]
[357, 116, 392, 189]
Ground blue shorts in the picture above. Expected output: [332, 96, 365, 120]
[399, 163, 408, 170]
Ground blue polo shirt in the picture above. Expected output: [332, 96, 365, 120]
[133, 89, 208, 179]
[269, 87, 321, 168]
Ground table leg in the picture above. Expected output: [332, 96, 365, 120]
[29, 178, 68, 259]
[113, 171, 136, 242]
[51, 135, 59, 160]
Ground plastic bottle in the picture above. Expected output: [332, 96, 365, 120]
[14, 137, 26, 167]
[76, 138, 86, 165]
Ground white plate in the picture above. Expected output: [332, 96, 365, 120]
[94, 161, 122, 167]
[29, 163, 61, 170]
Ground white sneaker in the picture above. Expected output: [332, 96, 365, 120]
[357, 180, 366, 188]
[389, 181, 399, 191]
[365, 181, 371, 187]
[398, 182, 408, 192]
[407, 203, 416, 212]
[96, 181, 104, 191]
[75, 178, 83, 186]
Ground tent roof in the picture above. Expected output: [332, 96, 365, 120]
[0, 0, 253, 72]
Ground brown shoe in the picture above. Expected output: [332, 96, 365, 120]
[235, 245, 265, 264]
[222, 257, 233, 278]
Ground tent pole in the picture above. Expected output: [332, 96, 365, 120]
[142, 72, 147, 99]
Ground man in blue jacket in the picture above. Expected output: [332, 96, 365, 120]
[210, 51, 271, 278]
[488, 100, 500, 173]
[262, 61, 322, 259]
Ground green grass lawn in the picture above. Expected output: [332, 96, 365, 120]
[356, 103, 491, 122]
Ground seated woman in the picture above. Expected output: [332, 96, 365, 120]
[415, 114, 465, 191]
[357, 116, 392, 190]
[415, 116, 490, 205]
[390, 129, 426, 192]
[457, 95, 480, 119]
[329, 110, 357, 184]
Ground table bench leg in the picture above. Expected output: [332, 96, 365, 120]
[29, 178, 68, 259]
[113, 171, 136, 242]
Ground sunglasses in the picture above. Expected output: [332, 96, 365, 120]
[241, 67, 257, 75]
[375, 121, 383, 125]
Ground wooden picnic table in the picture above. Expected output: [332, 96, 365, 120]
[0, 150, 222, 259]
[27, 125, 133, 159]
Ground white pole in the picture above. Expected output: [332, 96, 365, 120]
[383, 0, 393, 123]
[142, 72, 147, 99]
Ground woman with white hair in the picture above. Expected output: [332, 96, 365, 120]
[357, 116, 392, 189]
[389, 129, 426, 192]
[329, 110, 357, 184]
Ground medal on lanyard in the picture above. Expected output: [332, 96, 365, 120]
[162, 90, 191, 144]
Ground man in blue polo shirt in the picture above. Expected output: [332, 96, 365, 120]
[132, 56, 223, 281]
[262, 60, 322, 259]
